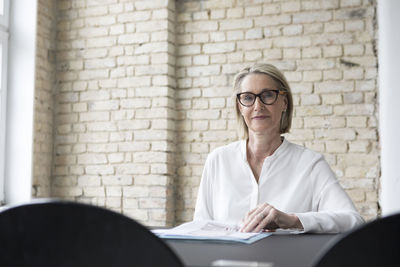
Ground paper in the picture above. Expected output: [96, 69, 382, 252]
[212, 259, 274, 267]
[152, 220, 271, 244]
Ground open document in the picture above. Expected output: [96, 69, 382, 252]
[152, 220, 272, 244]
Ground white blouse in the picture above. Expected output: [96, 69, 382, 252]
[193, 138, 364, 233]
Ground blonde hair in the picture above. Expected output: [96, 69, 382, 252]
[233, 63, 293, 139]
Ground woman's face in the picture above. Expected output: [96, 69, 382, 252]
[238, 73, 287, 136]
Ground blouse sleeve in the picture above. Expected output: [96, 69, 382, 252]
[295, 156, 365, 233]
[193, 155, 214, 221]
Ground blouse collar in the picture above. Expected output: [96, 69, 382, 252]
[240, 137, 289, 162]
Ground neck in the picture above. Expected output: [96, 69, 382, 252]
[247, 131, 282, 160]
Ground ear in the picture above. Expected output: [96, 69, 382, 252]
[282, 95, 288, 111]
[237, 99, 244, 114]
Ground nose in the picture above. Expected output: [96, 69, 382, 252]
[253, 96, 265, 110]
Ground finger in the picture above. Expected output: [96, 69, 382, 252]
[245, 206, 259, 219]
[240, 205, 267, 231]
[242, 205, 271, 232]
[247, 204, 269, 222]
[258, 208, 280, 232]
[242, 207, 258, 224]
[241, 212, 265, 232]
[254, 207, 277, 232]
[253, 206, 274, 232]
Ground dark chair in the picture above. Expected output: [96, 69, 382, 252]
[312, 213, 400, 267]
[0, 200, 184, 267]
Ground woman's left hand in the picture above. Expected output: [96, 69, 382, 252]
[239, 203, 303, 232]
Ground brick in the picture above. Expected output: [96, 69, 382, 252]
[326, 141, 348, 153]
[245, 6, 262, 17]
[296, 106, 333, 116]
[356, 80, 376, 91]
[136, 20, 169, 32]
[118, 33, 150, 45]
[228, 30, 244, 41]
[134, 42, 169, 55]
[80, 112, 110, 122]
[193, 55, 209, 66]
[315, 128, 356, 140]
[274, 36, 312, 48]
[210, 32, 227, 42]
[315, 81, 354, 93]
[227, 7, 244, 18]
[344, 44, 364, 56]
[78, 175, 101, 187]
[220, 19, 252, 30]
[237, 39, 272, 50]
[187, 110, 220, 120]
[322, 94, 342, 105]
[314, 32, 353, 46]
[193, 33, 209, 43]
[192, 120, 208, 131]
[185, 21, 218, 32]
[283, 48, 301, 59]
[245, 28, 262, 39]
[78, 154, 107, 164]
[262, 3, 280, 15]
[283, 25, 303, 36]
[123, 208, 148, 221]
[325, 21, 344, 33]
[334, 104, 375, 116]
[187, 65, 220, 77]
[135, 0, 169, 10]
[134, 175, 169, 186]
[264, 49, 282, 60]
[347, 116, 367, 127]
[299, 23, 320, 35]
[343, 92, 363, 104]
[178, 44, 201, 56]
[293, 11, 332, 23]
[349, 141, 370, 153]
[245, 51, 262, 61]
[203, 43, 235, 54]
[301, 94, 321, 105]
[282, 1, 301, 12]
[83, 187, 105, 197]
[255, 15, 291, 26]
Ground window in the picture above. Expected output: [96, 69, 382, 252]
[0, 0, 9, 203]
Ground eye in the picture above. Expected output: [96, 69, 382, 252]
[243, 94, 254, 101]
[262, 91, 275, 98]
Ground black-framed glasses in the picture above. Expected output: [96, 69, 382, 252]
[236, 90, 286, 107]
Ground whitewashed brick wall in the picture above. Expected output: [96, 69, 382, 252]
[174, 0, 378, 223]
[50, 0, 177, 226]
[33, 0, 57, 197]
[33, 0, 379, 226]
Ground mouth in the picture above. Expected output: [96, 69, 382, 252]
[252, 115, 268, 120]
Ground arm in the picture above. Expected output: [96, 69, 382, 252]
[193, 155, 213, 221]
[241, 154, 364, 233]
[295, 180, 364, 233]
[240, 203, 303, 232]
[295, 158, 365, 233]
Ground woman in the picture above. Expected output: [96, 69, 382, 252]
[193, 63, 364, 233]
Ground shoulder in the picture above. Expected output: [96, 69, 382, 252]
[284, 139, 336, 185]
[207, 140, 244, 162]
[285, 140, 324, 162]
[283, 139, 328, 173]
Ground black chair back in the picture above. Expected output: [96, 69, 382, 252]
[0, 200, 184, 267]
[312, 213, 400, 267]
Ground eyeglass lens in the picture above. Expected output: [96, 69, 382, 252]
[238, 91, 278, 106]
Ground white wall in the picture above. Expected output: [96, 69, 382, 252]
[4, 0, 37, 204]
[378, 0, 400, 215]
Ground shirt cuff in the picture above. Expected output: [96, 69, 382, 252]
[295, 212, 317, 233]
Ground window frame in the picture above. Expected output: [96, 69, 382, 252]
[0, 0, 10, 203]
